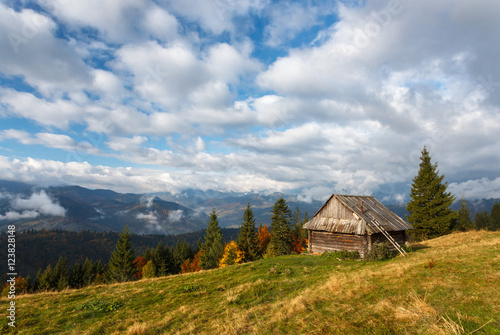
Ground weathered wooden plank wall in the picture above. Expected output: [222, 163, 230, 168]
[309, 231, 368, 258]
[370, 231, 406, 249]
[309, 230, 407, 258]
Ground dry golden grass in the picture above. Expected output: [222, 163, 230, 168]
[125, 322, 149, 335]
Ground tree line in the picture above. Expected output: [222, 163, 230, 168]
[194, 201, 308, 271]
[2, 199, 308, 295]
[0, 228, 240, 279]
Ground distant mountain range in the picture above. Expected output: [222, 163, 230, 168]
[154, 189, 324, 228]
[0, 180, 207, 235]
[0, 180, 498, 235]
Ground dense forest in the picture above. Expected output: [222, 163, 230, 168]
[0, 228, 239, 280]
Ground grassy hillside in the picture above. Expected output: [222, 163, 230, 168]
[1, 231, 499, 334]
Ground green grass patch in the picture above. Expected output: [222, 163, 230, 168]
[74, 299, 123, 312]
[321, 249, 361, 260]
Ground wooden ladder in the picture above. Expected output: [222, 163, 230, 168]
[370, 218, 407, 257]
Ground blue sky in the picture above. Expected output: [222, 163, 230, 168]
[1, 0, 500, 202]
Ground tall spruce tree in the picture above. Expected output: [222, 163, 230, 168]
[69, 263, 84, 288]
[94, 260, 105, 283]
[301, 211, 309, 240]
[38, 264, 55, 291]
[489, 202, 500, 231]
[34, 268, 43, 292]
[200, 208, 224, 269]
[82, 258, 95, 286]
[106, 226, 136, 282]
[154, 242, 175, 276]
[292, 206, 302, 239]
[269, 197, 293, 256]
[474, 210, 490, 230]
[53, 256, 69, 291]
[455, 196, 475, 231]
[236, 203, 259, 262]
[406, 147, 456, 240]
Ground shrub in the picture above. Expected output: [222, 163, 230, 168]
[321, 250, 360, 260]
[262, 243, 277, 259]
[402, 244, 413, 253]
[74, 299, 122, 312]
[426, 258, 436, 269]
[141, 260, 156, 279]
[367, 242, 394, 261]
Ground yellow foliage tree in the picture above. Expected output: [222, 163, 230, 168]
[141, 260, 156, 279]
[219, 241, 244, 268]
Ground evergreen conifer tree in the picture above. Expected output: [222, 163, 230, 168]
[200, 208, 224, 269]
[406, 147, 456, 240]
[53, 256, 69, 291]
[269, 197, 293, 256]
[106, 226, 136, 282]
[38, 264, 55, 291]
[292, 206, 302, 236]
[173, 240, 193, 273]
[34, 268, 43, 292]
[69, 263, 85, 288]
[474, 210, 490, 230]
[25, 275, 33, 294]
[83, 258, 95, 286]
[236, 203, 259, 262]
[94, 260, 105, 284]
[489, 202, 500, 231]
[301, 211, 309, 240]
[455, 196, 475, 231]
[153, 242, 171, 276]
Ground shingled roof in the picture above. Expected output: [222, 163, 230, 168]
[303, 194, 412, 235]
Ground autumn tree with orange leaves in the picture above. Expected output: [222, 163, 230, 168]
[181, 251, 202, 273]
[257, 224, 271, 257]
[133, 256, 147, 279]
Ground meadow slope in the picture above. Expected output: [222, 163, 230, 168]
[1, 231, 499, 334]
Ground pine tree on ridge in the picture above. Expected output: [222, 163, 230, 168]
[406, 146, 456, 241]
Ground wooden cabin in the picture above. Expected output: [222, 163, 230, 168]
[303, 194, 412, 258]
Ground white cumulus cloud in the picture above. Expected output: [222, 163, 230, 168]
[167, 209, 184, 223]
[136, 212, 159, 225]
[0, 190, 66, 220]
[11, 191, 66, 216]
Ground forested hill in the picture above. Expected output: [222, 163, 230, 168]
[0, 228, 239, 279]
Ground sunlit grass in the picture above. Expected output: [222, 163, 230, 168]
[1, 231, 499, 334]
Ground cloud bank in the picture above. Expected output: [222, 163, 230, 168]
[0, 190, 66, 220]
